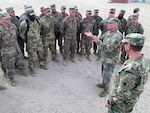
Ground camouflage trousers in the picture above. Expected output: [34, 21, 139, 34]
[42, 37, 56, 62]
[63, 36, 76, 60]
[108, 103, 133, 113]
[27, 45, 44, 70]
[80, 35, 92, 56]
[1, 53, 25, 78]
[101, 58, 116, 88]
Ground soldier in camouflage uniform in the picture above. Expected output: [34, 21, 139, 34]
[39, 7, 45, 18]
[85, 18, 122, 97]
[60, 6, 69, 20]
[0, 12, 26, 86]
[19, 8, 47, 77]
[106, 33, 150, 113]
[74, 6, 82, 54]
[60, 7, 78, 66]
[79, 10, 97, 61]
[50, 4, 63, 54]
[91, 9, 103, 55]
[116, 9, 127, 64]
[97, 8, 116, 61]
[40, 8, 59, 63]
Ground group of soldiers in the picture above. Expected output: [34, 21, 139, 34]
[0, 3, 150, 113]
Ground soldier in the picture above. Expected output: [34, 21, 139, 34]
[128, 8, 140, 22]
[84, 18, 122, 97]
[97, 8, 116, 61]
[60, 7, 78, 66]
[74, 6, 82, 54]
[79, 10, 97, 61]
[6, 7, 25, 59]
[40, 8, 59, 63]
[92, 9, 103, 55]
[19, 8, 47, 77]
[116, 9, 127, 64]
[39, 7, 45, 18]
[60, 6, 69, 20]
[50, 4, 63, 54]
[0, 12, 26, 86]
[106, 33, 150, 113]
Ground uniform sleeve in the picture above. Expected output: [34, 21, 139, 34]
[60, 19, 66, 36]
[139, 24, 144, 34]
[19, 20, 27, 40]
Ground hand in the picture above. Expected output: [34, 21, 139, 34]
[105, 101, 112, 108]
[84, 31, 93, 37]
[92, 36, 99, 43]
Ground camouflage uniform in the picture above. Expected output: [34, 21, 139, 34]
[98, 29, 122, 90]
[108, 33, 150, 113]
[19, 16, 45, 72]
[80, 11, 97, 59]
[60, 15, 78, 62]
[0, 18, 25, 80]
[40, 13, 57, 62]
[50, 5, 63, 54]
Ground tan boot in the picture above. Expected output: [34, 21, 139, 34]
[40, 65, 48, 70]
[99, 88, 109, 97]
[96, 56, 100, 61]
[87, 55, 92, 61]
[97, 83, 105, 88]
[30, 69, 36, 77]
[9, 77, 17, 86]
[70, 58, 76, 63]
[63, 60, 68, 66]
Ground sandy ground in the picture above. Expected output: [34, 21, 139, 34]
[0, 0, 150, 113]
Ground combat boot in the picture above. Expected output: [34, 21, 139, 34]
[63, 60, 68, 66]
[52, 57, 60, 62]
[40, 65, 48, 70]
[30, 69, 36, 77]
[96, 56, 100, 61]
[99, 88, 109, 97]
[0, 86, 7, 90]
[20, 69, 28, 77]
[87, 55, 92, 61]
[9, 77, 17, 86]
[70, 58, 76, 63]
[97, 83, 105, 88]
[79, 56, 83, 61]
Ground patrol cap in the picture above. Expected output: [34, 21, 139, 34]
[108, 18, 120, 24]
[132, 14, 139, 19]
[24, 4, 32, 10]
[61, 6, 66, 10]
[6, 7, 14, 13]
[50, 4, 56, 9]
[110, 8, 116, 13]
[26, 8, 35, 16]
[69, 7, 76, 12]
[40, 7, 44, 12]
[119, 9, 126, 15]
[86, 10, 92, 14]
[122, 33, 145, 46]
[0, 11, 11, 19]
[134, 8, 139, 12]
[94, 9, 99, 13]
[43, 7, 50, 13]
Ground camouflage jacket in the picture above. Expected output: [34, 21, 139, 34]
[99, 17, 109, 36]
[109, 56, 150, 111]
[98, 30, 122, 61]
[60, 16, 78, 38]
[91, 15, 103, 35]
[61, 12, 69, 20]
[40, 16, 56, 37]
[0, 23, 21, 57]
[80, 17, 97, 35]
[125, 22, 144, 35]
[117, 17, 127, 34]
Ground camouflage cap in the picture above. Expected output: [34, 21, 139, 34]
[108, 18, 120, 24]
[94, 9, 99, 13]
[119, 9, 126, 14]
[26, 8, 35, 16]
[122, 33, 145, 46]
[132, 13, 139, 19]
[24, 4, 32, 10]
[86, 10, 92, 14]
[110, 8, 116, 13]
[6, 7, 14, 13]
[50, 4, 56, 9]
[69, 7, 76, 12]
[40, 7, 44, 12]
[61, 6, 66, 9]
[0, 11, 11, 19]
[43, 7, 50, 12]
